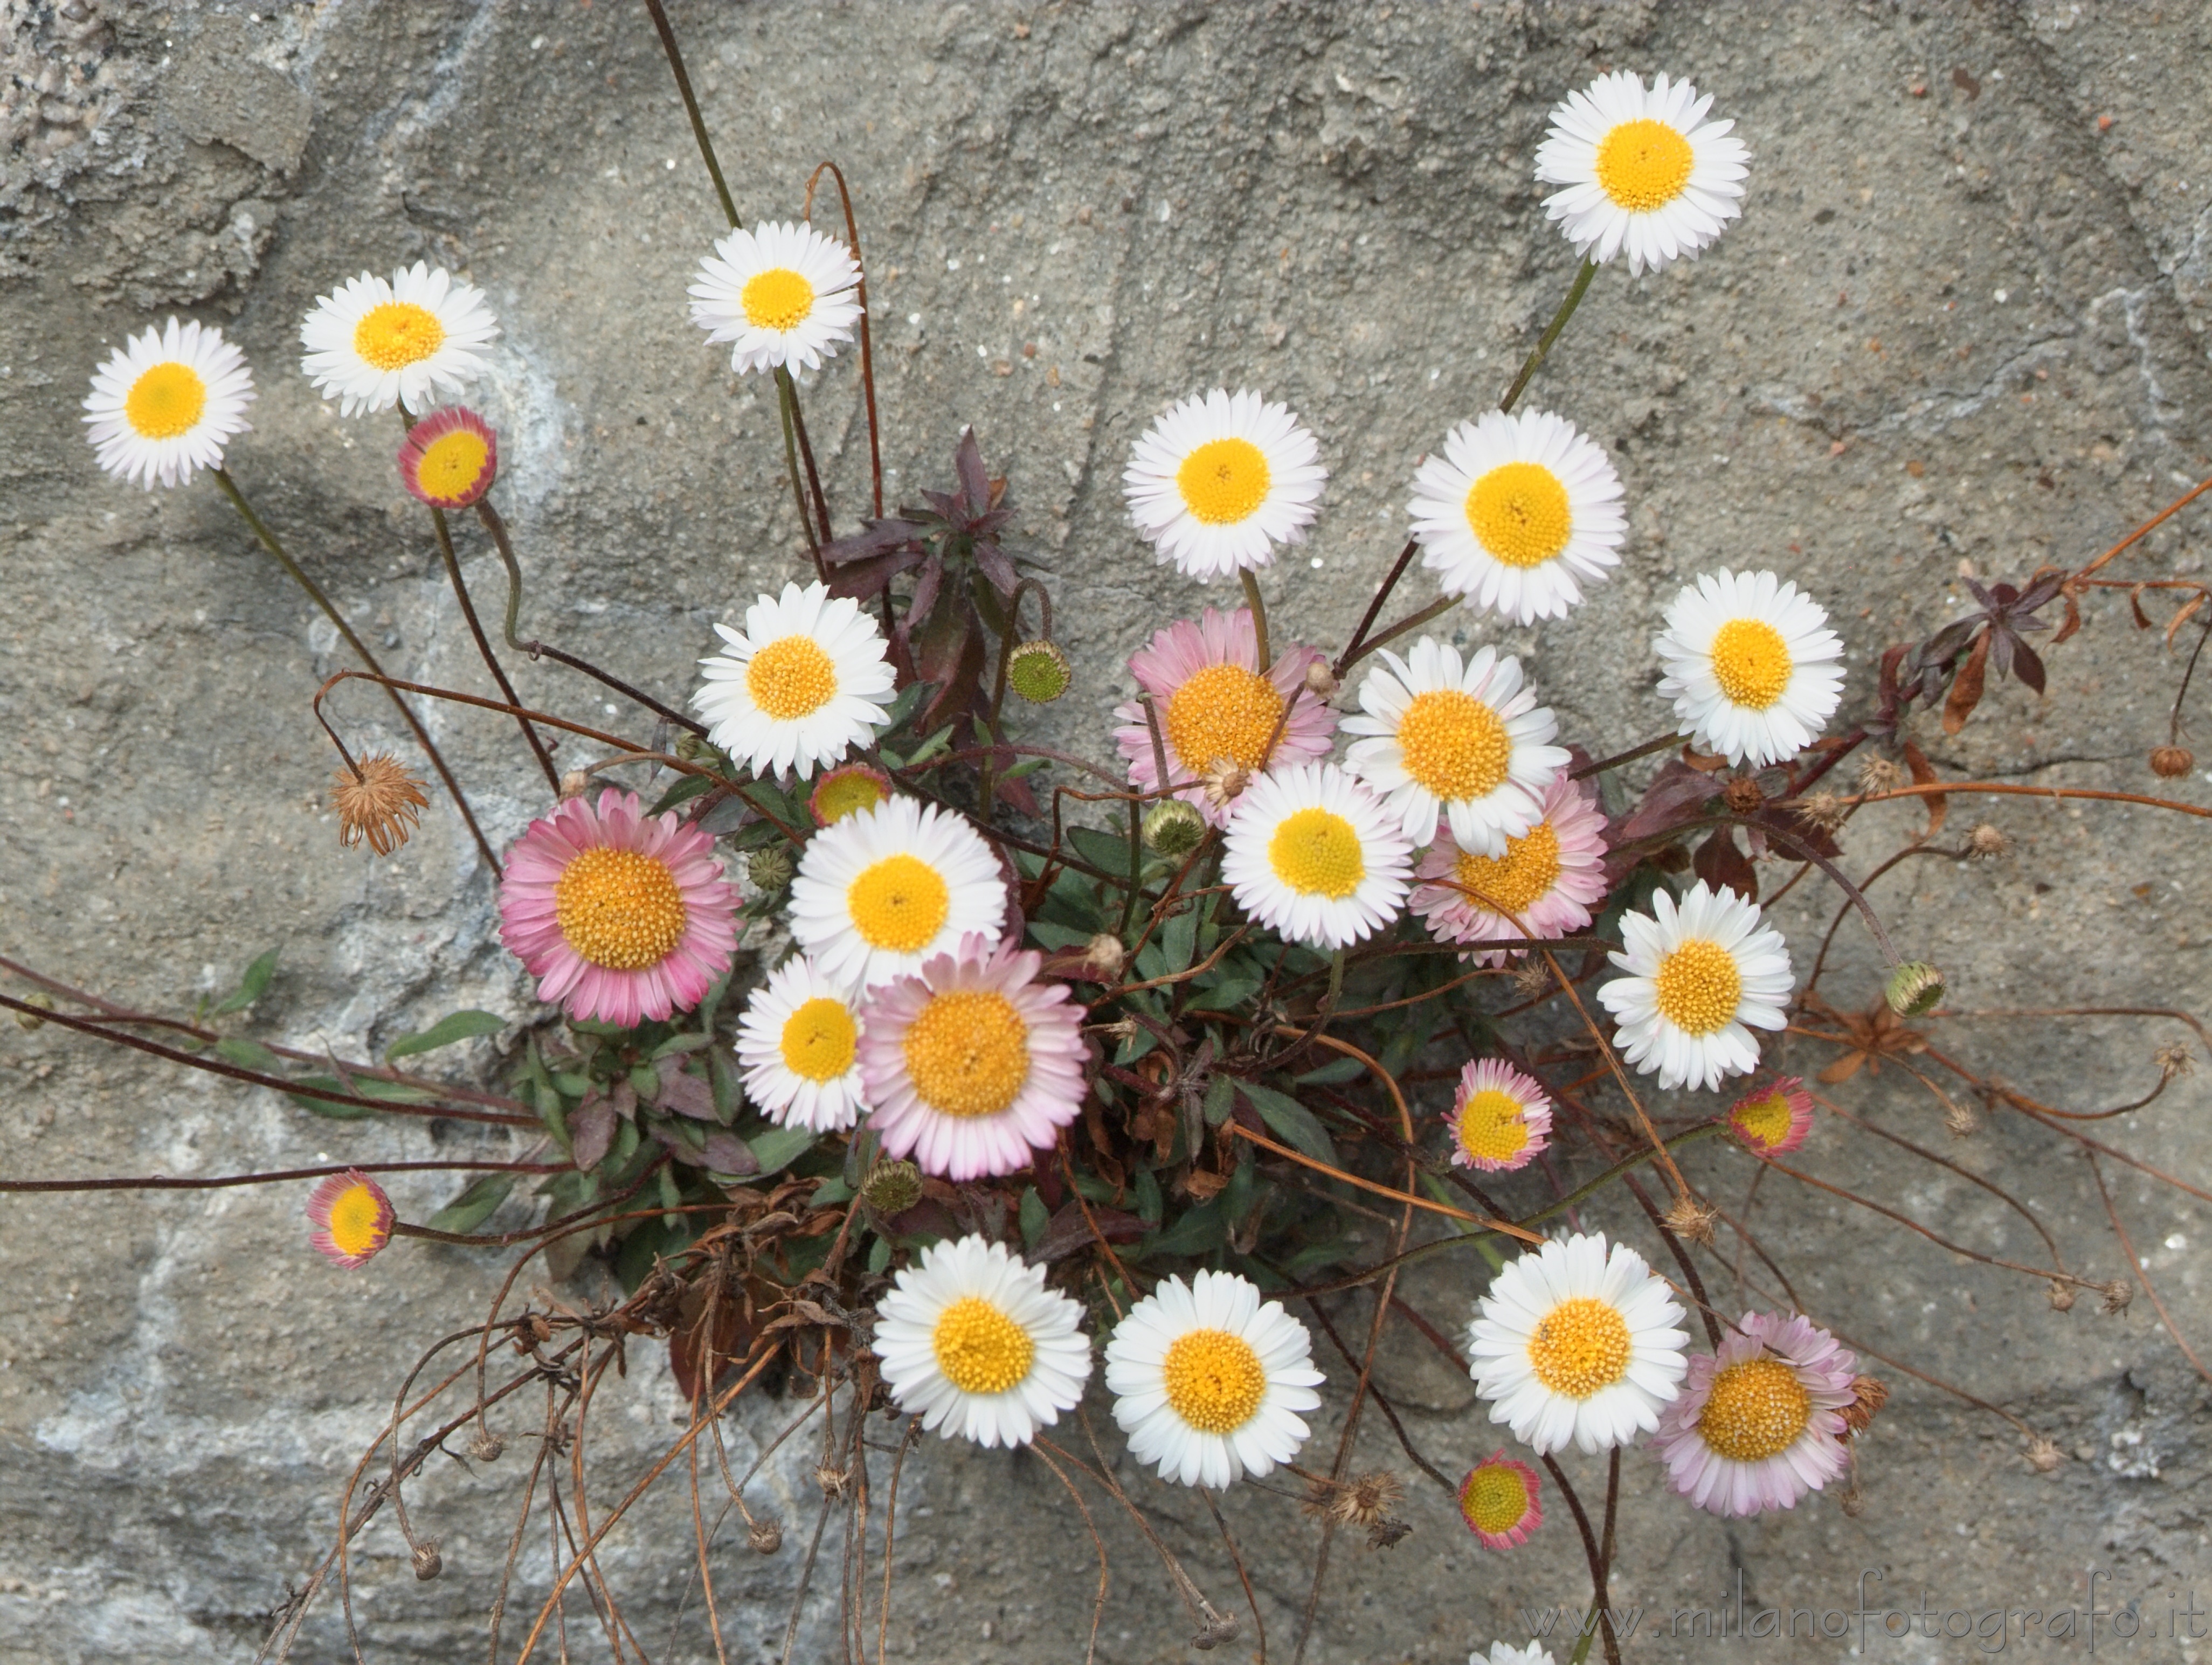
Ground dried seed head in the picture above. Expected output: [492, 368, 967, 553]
[748, 1516, 784, 1555]
[1661, 1194, 1718, 1245]
[2101, 1278, 2134, 1316]
[1943, 1094, 1978, 1139]
[13, 991, 54, 1031]
[1006, 639, 1073, 703]
[1838, 1479, 1866, 1517]
[1143, 798, 1207, 858]
[1316, 1470, 1405, 1531]
[1966, 823, 2012, 861]
[1722, 776, 1766, 813]
[2027, 1435, 2065, 1473]
[411, 1541, 443, 1581]
[1303, 660, 1342, 702]
[467, 1427, 505, 1463]
[1885, 960, 1946, 1018]
[861, 1158, 924, 1218]
[1079, 932, 1127, 982]
[2047, 1279, 2077, 1312]
[815, 1461, 851, 1499]
[1509, 959, 1554, 1001]
[1200, 758, 1251, 813]
[1796, 790, 1848, 832]
[334, 753, 430, 857]
[746, 846, 794, 893]
[1098, 1015, 1139, 1043]
[2156, 1042, 2195, 1081]
[1366, 1517, 1414, 1550]
[1857, 754, 1906, 793]
[558, 769, 590, 800]
[1839, 1374, 1890, 1435]
[2149, 745, 2194, 780]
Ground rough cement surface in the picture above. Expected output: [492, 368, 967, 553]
[4, 1, 2212, 1660]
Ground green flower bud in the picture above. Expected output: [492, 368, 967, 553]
[746, 847, 794, 893]
[861, 1158, 923, 1217]
[1006, 639, 1073, 703]
[1885, 960, 1946, 1018]
[1142, 799, 1207, 859]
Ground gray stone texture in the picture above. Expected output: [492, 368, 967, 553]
[5, 0, 2212, 1660]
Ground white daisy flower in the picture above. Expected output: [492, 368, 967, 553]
[735, 954, 869, 1133]
[1104, 1269, 1325, 1488]
[872, 1234, 1091, 1449]
[694, 579, 896, 780]
[1533, 71, 1751, 276]
[787, 795, 1008, 990]
[1343, 639, 1571, 854]
[81, 316, 255, 489]
[1221, 762, 1412, 951]
[1468, 1231, 1689, 1455]
[299, 262, 499, 417]
[1408, 410, 1626, 625]
[1654, 570, 1844, 767]
[1476, 1642, 1558, 1665]
[1596, 880, 1793, 1091]
[688, 220, 862, 377]
[1123, 388, 1326, 580]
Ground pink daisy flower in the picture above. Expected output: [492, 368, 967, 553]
[1448, 1058, 1553, 1173]
[1111, 607, 1336, 825]
[1409, 772, 1609, 965]
[307, 1170, 394, 1268]
[1652, 1311, 1856, 1517]
[859, 934, 1087, 1181]
[396, 405, 497, 508]
[1726, 1076, 1814, 1157]
[1457, 1451, 1543, 1550]
[497, 787, 740, 1027]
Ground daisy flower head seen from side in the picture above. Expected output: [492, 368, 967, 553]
[736, 954, 870, 1133]
[1457, 1452, 1543, 1551]
[1469, 1231, 1689, 1455]
[1533, 70, 1750, 276]
[496, 787, 740, 1028]
[1597, 880, 1793, 1091]
[1104, 1268, 1325, 1489]
[809, 762, 895, 828]
[694, 580, 896, 781]
[1653, 1311, 1856, 1517]
[1410, 771, 1609, 965]
[82, 316, 255, 489]
[871, 1234, 1091, 1449]
[688, 220, 862, 377]
[1727, 1075, 1814, 1158]
[1408, 410, 1626, 625]
[299, 262, 498, 417]
[396, 405, 497, 508]
[307, 1170, 394, 1268]
[1477, 1643, 1559, 1665]
[1110, 607, 1336, 825]
[1343, 639, 1570, 854]
[857, 934, 1086, 1181]
[1654, 569, 1845, 767]
[1123, 388, 1326, 580]
[1448, 1058, 1554, 1174]
[1221, 762, 1412, 951]
[787, 795, 1008, 990]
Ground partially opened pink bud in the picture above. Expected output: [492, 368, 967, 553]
[397, 405, 498, 508]
[306, 1169, 395, 1267]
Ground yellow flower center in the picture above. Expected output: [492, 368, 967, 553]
[327, 1183, 388, 1259]
[1464, 461, 1572, 568]
[746, 634, 840, 721]
[1175, 436, 1271, 525]
[1453, 821, 1562, 916]
[1161, 1328, 1267, 1434]
[1651, 938, 1743, 1036]
[930, 1295, 1034, 1395]
[1594, 116, 1696, 212]
[1708, 618, 1793, 710]
[554, 847, 689, 970]
[741, 266, 816, 331]
[779, 996, 857, 1082]
[1164, 662, 1285, 775]
[1527, 1296, 1633, 1399]
[123, 361, 208, 439]
[813, 771, 887, 824]
[1697, 1357, 1812, 1462]
[1267, 807, 1365, 900]
[412, 428, 491, 500]
[352, 301, 447, 371]
[1730, 1091, 1796, 1151]
[1456, 1088, 1532, 1164]
[901, 990, 1030, 1118]
[1458, 1462, 1533, 1536]
[1397, 689, 1512, 802]
[845, 854, 950, 952]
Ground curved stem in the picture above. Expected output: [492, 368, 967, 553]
[804, 162, 883, 518]
[772, 365, 827, 574]
[639, 0, 738, 229]
[1501, 255, 1597, 414]
[428, 505, 559, 789]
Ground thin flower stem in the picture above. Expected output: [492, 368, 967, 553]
[2087, 1152, 2212, 1387]
[1501, 255, 1597, 414]
[773, 365, 827, 575]
[804, 161, 883, 517]
[1339, 593, 1457, 674]
[783, 360, 836, 541]
[428, 505, 559, 789]
[1238, 566, 1271, 669]
[211, 467, 497, 870]
[1836, 780, 2212, 821]
[1537, 944, 1693, 1203]
[1541, 1454, 1623, 1665]
[638, 0, 738, 229]
[0, 1160, 561, 1195]
[1570, 731, 1681, 780]
[2073, 470, 2212, 581]
[1335, 538, 1420, 674]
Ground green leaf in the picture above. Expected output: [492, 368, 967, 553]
[1202, 1073, 1236, 1128]
[285, 1078, 376, 1120]
[905, 722, 957, 765]
[1294, 1056, 1367, 1086]
[385, 1009, 506, 1061]
[1019, 1186, 1048, 1250]
[866, 1234, 893, 1274]
[875, 679, 930, 737]
[1142, 1198, 1225, 1259]
[1025, 921, 1095, 952]
[1133, 1167, 1163, 1225]
[1067, 824, 1134, 878]
[747, 1124, 817, 1175]
[1235, 1081, 1337, 1167]
[649, 773, 719, 816]
[426, 1174, 514, 1234]
[810, 1177, 855, 1208]
[1160, 904, 1198, 976]
[210, 948, 279, 1017]
[213, 1036, 282, 1074]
